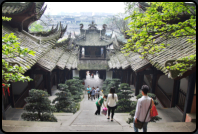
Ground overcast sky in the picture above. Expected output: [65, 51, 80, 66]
[44, 2, 126, 15]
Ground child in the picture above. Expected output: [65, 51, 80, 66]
[95, 95, 107, 115]
[91, 87, 95, 101]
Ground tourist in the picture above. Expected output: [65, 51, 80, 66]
[95, 95, 107, 115]
[91, 87, 95, 101]
[95, 86, 100, 98]
[133, 85, 153, 132]
[106, 87, 118, 122]
[87, 85, 91, 100]
[100, 90, 104, 96]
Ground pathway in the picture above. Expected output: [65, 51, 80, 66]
[2, 74, 196, 132]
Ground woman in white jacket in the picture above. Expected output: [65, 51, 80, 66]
[106, 87, 118, 122]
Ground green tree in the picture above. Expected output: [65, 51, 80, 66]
[29, 21, 44, 32]
[66, 78, 84, 103]
[52, 83, 77, 113]
[2, 16, 35, 88]
[115, 83, 134, 112]
[21, 89, 57, 122]
[123, 2, 196, 77]
[102, 79, 121, 95]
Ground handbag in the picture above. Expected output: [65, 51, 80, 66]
[102, 107, 107, 116]
[134, 99, 152, 129]
[150, 104, 158, 118]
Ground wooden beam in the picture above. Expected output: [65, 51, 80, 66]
[47, 72, 52, 96]
[151, 68, 157, 94]
[30, 70, 35, 89]
[56, 69, 60, 87]
[171, 79, 180, 107]
[135, 72, 140, 96]
[43, 73, 47, 89]
[182, 72, 196, 122]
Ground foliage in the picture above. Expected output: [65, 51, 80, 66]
[52, 78, 84, 113]
[123, 2, 196, 77]
[65, 79, 84, 103]
[29, 21, 44, 32]
[115, 83, 134, 112]
[2, 16, 35, 88]
[102, 78, 121, 95]
[126, 93, 162, 124]
[52, 84, 77, 113]
[21, 89, 57, 122]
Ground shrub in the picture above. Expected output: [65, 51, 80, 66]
[21, 89, 57, 122]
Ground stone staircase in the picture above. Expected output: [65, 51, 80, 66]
[2, 119, 196, 132]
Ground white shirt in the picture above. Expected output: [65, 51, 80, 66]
[134, 96, 152, 122]
[106, 93, 118, 107]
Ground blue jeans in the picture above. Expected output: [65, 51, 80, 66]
[133, 119, 148, 132]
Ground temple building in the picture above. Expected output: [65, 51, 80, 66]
[2, 2, 196, 122]
[73, 22, 113, 80]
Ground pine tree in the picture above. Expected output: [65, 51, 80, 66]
[52, 84, 76, 113]
[115, 83, 134, 112]
[21, 89, 57, 122]
[66, 78, 84, 103]
[102, 78, 121, 95]
[126, 93, 162, 124]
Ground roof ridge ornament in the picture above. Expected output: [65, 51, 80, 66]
[80, 23, 83, 29]
[88, 21, 97, 30]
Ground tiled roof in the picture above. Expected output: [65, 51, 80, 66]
[36, 47, 65, 72]
[146, 34, 196, 76]
[74, 30, 113, 46]
[77, 60, 109, 70]
[56, 51, 72, 70]
[108, 50, 149, 71]
[2, 2, 34, 15]
[126, 52, 150, 72]
[2, 23, 53, 73]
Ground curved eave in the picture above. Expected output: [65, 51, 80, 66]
[35, 2, 45, 13]
[39, 23, 62, 41]
[60, 24, 67, 38]
[36, 5, 47, 20]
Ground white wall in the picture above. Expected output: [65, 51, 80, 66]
[158, 75, 174, 95]
[73, 70, 79, 77]
[180, 77, 188, 93]
[106, 71, 112, 79]
[12, 81, 28, 95]
[144, 75, 152, 89]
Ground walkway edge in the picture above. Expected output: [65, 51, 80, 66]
[61, 93, 85, 126]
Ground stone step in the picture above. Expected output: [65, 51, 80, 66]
[3, 120, 196, 132]
[53, 113, 74, 122]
